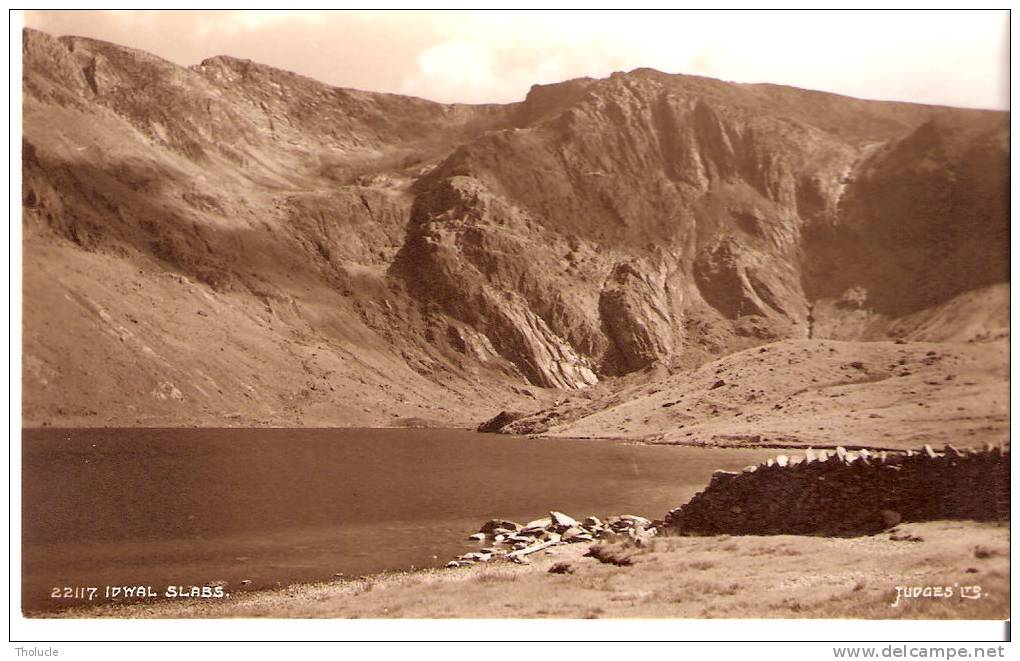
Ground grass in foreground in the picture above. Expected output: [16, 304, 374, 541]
[54, 520, 1008, 619]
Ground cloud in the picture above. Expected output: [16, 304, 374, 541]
[409, 40, 497, 100]
[201, 10, 326, 35]
[394, 10, 1009, 108]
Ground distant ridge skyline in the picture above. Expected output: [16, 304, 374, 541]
[21, 9, 1010, 110]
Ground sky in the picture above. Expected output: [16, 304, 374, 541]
[22, 9, 1010, 110]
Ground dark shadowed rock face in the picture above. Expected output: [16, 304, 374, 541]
[20, 28, 1009, 425]
[803, 116, 1009, 317]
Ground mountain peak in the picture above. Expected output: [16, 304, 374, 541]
[20, 29, 1009, 427]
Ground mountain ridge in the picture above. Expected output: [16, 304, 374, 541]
[21, 28, 1008, 431]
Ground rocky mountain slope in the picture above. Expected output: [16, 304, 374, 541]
[21, 29, 1009, 431]
[494, 328, 1009, 450]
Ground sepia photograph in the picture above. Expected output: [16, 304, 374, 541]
[11, 6, 1011, 648]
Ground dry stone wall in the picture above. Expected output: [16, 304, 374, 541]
[665, 445, 1010, 536]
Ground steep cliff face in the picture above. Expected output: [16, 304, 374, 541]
[20, 29, 1009, 426]
[403, 68, 1005, 386]
[804, 115, 1009, 316]
[394, 176, 599, 389]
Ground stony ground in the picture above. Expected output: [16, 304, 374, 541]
[520, 337, 1009, 452]
[52, 521, 1008, 619]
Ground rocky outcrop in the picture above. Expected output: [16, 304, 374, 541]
[598, 262, 677, 373]
[476, 410, 527, 433]
[395, 176, 599, 389]
[665, 444, 1010, 535]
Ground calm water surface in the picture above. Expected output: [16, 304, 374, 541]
[22, 428, 774, 612]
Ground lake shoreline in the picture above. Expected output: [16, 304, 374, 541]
[24, 428, 784, 616]
[24, 424, 909, 453]
[38, 520, 1009, 619]
[23, 429, 1007, 619]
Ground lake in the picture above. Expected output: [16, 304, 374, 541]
[22, 428, 774, 613]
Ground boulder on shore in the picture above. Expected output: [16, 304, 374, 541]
[619, 514, 652, 527]
[549, 511, 580, 530]
[523, 516, 553, 531]
[477, 410, 528, 433]
[479, 519, 521, 534]
[562, 527, 589, 542]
